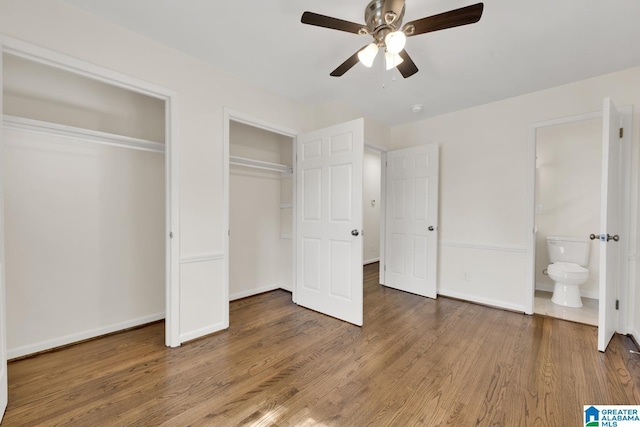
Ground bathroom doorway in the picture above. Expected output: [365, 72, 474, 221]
[526, 99, 633, 349]
[533, 117, 602, 325]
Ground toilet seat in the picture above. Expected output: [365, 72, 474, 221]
[548, 262, 588, 276]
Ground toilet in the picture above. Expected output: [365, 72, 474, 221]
[546, 236, 590, 308]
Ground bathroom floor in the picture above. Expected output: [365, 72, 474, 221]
[534, 290, 598, 326]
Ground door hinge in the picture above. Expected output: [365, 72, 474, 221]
[615, 300, 619, 310]
[169, 231, 173, 239]
[384, 265, 387, 271]
[620, 128, 624, 138]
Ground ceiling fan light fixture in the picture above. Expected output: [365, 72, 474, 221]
[358, 43, 379, 68]
[384, 30, 406, 54]
[385, 51, 404, 70]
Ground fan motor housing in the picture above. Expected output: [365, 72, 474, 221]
[365, 0, 405, 39]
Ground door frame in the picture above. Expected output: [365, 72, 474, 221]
[362, 142, 389, 285]
[0, 36, 182, 347]
[525, 107, 634, 335]
[222, 109, 299, 323]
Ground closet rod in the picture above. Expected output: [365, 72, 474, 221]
[230, 155, 293, 174]
[3, 115, 165, 154]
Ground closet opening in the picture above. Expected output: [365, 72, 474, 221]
[2, 50, 176, 359]
[227, 119, 295, 318]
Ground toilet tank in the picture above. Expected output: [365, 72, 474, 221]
[546, 236, 590, 266]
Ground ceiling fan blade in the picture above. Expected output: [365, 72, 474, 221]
[301, 11, 365, 34]
[396, 50, 418, 78]
[404, 3, 484, 36]
[382, 0, 405, 23]
[330, 46, 368, 77]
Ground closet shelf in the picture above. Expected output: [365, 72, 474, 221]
[3, 115, 165, 153]
[230, 155, 292, 174]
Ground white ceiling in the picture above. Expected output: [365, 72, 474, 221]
[62, 0, 640, 126]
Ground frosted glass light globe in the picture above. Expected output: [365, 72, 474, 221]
[385, 31, 406, 54]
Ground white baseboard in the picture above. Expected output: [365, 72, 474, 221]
[535, 282, 599, 299]
[179, 321, 227, 343]
[230, 284, 281, 301]
[8, 312, 165, 360]
[363, 257, 380, 265]
[438, 289, 526, 313]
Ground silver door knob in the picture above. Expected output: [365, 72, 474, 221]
[589, 234, 598, 240]
[351, 229, 359, 236]
[607, 234, 619, 242]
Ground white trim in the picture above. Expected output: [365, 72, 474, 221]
[0, 38, 171, 100]
[0, 36, 181, 348]
[179, 322, 226, 343]
[0, 49, 8, 419]
[379, 152, 387, 285]
[535, 282, 599, 300]
[3, 115, 165, 153]
[180, 252, 224, 264]
[439, 240, 527, 253]
[224, 108, 299, 328]
[438, 290, 526, 313]
[230, 285, 281, 301]
[230, 155, 292, 173]
[364, 257, 380, 265]
[365, 141, 389, 153]
[7, 312, 165, 360]
[226, 109, 299, 138]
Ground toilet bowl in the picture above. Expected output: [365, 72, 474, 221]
[546, 236, 591, 308]
[547, 262, 588, 307]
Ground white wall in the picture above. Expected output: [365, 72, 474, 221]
[0, 0, 316, 342]
[391, 66, 640, 315]
[363, 148, 381, 264]
[3, 53, 165, 143]
[535, 119, 602, 298]
[4, 129, 164, 358]
[229, 121, 293, 300]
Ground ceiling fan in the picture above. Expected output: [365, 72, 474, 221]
[301, 0, 484, 78]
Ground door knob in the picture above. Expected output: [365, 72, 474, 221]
[589, 234, 598, 240]
[351, 229, 359, 236]
[607, 234, 619, 242]
[428, 226, 435, 231]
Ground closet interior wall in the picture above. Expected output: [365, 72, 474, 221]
[2, 53, 166, 359]
[229, 121, 293, 301]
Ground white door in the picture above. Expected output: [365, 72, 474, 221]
[296, 119, 364, 326]
[598, 97, 622, 352]
[383, 144, 439, 298]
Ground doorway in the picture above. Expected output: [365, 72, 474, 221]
[0, 38, 181, 355]
[525, 100, 633, 351]
[533, 117, 601, 325]
[227, 120, 295, 305]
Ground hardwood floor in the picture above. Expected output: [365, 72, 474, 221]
[4, 263, 640, 426]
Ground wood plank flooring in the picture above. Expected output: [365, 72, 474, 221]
[4, 263, 640, 426]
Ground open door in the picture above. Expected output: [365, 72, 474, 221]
[597, 98, 622, 352]
[296, 119, 364, 326]
[383, 144, 439, 298]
